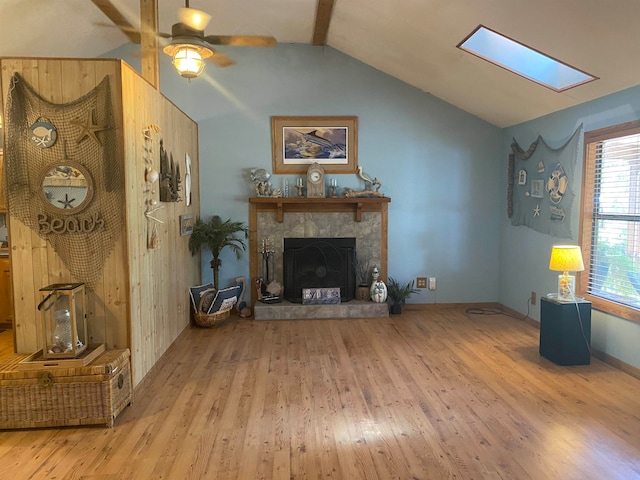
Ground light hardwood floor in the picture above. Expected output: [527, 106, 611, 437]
[1, 308, 639, 479]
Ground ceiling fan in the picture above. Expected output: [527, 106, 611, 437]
[104, 0, 277, 79]
[163, 1, 277, 77]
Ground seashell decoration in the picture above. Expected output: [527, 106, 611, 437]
[145, 167, 159, 184]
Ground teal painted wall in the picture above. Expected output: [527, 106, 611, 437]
[501, 84, 640, 370]
[107, 43, 503, 304]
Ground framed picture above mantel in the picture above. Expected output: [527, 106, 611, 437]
[271, 116, 358, 174]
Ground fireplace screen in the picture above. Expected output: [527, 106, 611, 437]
[283, 238, 355, 303]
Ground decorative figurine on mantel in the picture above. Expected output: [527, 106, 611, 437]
[344, 165, 385, 198]
[250, 168, 282, 197]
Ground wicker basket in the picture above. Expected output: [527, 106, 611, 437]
[0, 349, 132, 429]
[194, 290, 232, 327]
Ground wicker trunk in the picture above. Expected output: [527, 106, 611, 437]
[0, 348, 132, 429]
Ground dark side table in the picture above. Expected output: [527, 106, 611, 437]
[539, 296, 592, 366]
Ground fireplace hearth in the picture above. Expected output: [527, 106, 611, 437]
[283, 238, 356, 303]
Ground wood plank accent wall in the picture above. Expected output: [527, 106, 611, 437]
[120, 63, 200, 386]
[0, 58, 200, 387]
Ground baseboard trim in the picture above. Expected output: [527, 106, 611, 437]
[591, 349, 640, 381]
[405, 302, 503, 311]
[133, 323, 192, 395]
[498, 303, 640, 382]
[408, 302, 540, 327]
[498, 304, 539, 328]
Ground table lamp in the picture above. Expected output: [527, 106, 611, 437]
[549, 245, 585, 301]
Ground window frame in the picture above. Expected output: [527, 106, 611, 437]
[579, 120, 640, 323]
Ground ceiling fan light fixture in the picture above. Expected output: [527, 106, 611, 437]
[167, 44, 211, 79]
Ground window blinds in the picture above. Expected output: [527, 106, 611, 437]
[583, 123, 640, 310]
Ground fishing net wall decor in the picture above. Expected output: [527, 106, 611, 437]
[508, 124, 582, 238]
[4, 73, 124, 286]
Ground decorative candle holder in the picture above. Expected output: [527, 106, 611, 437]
[296, 177, 304, 197]
[330, 178, 338, 197]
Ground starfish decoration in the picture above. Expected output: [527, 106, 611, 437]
[57, 193, 76, 209]
[33, 136, 49, 147]
[533, 204, 541, 217]
[144, 205, 165, 224]
[70, 108, 107, 146]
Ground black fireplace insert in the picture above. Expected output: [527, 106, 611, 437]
[283, 237, 356, 303]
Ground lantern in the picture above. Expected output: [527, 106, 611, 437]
[39, 283, 87, 359]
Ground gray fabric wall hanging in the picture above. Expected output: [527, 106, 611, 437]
[508, 124, 582, 238]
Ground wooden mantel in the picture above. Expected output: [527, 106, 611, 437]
[249, 197, 390, 223]
[248, 197, 391, 306]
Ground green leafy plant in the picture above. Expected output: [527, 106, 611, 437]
[386, 277, 419, 307]
[188, 215, 248, 290]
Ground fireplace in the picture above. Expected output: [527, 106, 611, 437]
[248, 197, 390, 307]
[283, 237, 356, 303]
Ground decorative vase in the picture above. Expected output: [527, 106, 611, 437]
[370, 280, 387, 303]
[356, 285, 370, 301]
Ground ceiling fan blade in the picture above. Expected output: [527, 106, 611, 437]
[178, 7, 212, 31]
[208, 52, 236, 68]
[204, 35, 277, 47]
[95, 22, 172, 39]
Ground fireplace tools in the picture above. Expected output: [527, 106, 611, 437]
[259, 238, 281, 303]
[261, 238, 275, 282]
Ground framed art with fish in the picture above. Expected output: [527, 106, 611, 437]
[271, 116, 358, 174]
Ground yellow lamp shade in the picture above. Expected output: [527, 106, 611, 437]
[549, 245, 584, 273]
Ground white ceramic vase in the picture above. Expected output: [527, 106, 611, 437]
[370, 280, 387, 303]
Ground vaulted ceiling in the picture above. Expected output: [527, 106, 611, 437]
[1, 0, 639, 127]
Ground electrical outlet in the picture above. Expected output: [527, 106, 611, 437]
[416, 277, 427, 289]
[428, 277, 436, 291]
[531, 291, 537, 305]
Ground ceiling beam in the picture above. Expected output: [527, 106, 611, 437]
[312, 0, 335, 46]
[90, 0, 141, 44]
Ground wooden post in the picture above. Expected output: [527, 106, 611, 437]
[140, 0, 160, 89]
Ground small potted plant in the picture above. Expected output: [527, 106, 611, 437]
[188, 215, 248, 291]
[354, 253, 371, 301]
[386, 277, 419, 314]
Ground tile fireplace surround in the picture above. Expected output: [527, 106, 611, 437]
[248, 197, 390, 319]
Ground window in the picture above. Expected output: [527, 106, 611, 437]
[457, 25, 598, 92]
[581, 121, 640, 322]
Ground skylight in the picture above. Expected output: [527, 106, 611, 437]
[458, 25, 598, 92]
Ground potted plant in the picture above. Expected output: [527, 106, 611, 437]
[188, 215, 248, 291]
[354, 253, 371, 301]
[386, 277, 419, 314]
